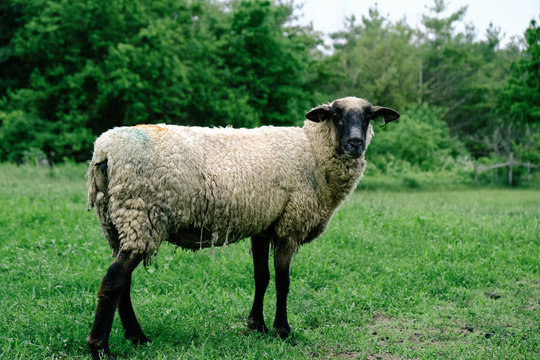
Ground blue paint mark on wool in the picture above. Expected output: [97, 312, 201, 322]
[117, 127, 150, 143]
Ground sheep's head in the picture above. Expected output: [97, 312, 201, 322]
[305, 97, 400, 159]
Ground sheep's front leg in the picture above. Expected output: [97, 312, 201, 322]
[87, 251, 142, 360]
[247, 236, 270, 333]
[273, 245, 293, 338]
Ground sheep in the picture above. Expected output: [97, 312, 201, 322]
[86, 96, 399, 359]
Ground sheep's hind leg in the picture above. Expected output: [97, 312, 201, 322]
[87, 250, 143, 360]
[273, 244, 293, 338]
[247, 236, 270, 333]
[118, 272, 149, 345]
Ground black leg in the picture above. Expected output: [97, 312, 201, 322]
[118, 272, 149, 345]
[273, 245, 292, 338]
[87, 251, 142, 360]
[247, 236, 270, 333]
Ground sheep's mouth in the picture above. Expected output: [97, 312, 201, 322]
[342, 148, 364, 159]
[341, 143, 365, 159]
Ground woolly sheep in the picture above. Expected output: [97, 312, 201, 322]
[86, 97, 399, 359]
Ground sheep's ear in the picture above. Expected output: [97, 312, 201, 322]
[372, 106, 400, 124]
[305, 104, 333, 122]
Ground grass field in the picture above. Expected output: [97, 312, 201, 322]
[0, 164, 538, 359]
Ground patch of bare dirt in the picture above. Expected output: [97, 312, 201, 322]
[364, 354, 409, 360]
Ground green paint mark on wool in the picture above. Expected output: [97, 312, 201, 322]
[131, 128, 149, 142]
[118, 127, 150, 143]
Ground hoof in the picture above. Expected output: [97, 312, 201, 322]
[273, 324, 292, 339]
[87, 336, 114, 360]
[247, 317, 269, 333]
[124, 331, 150, 345]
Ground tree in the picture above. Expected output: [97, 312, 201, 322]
[417, 0, 521, 159]
[418, 0, 476, 125]
[320, 6, 419, 110]
[1, 0, 198, 161]
[0, 0, 29, 97]
[0, 0, 319, 162]
[497, 17, 540, 164]
[220, 0, 315, 126]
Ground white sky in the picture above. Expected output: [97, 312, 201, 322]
[293, 0, 540, 46]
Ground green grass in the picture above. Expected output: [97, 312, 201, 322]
[0, 164, 538, 359]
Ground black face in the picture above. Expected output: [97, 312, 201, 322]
[331, 105, 373, 158]
[305, 97, 400, 159]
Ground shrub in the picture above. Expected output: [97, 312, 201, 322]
[369, 103, 469, 173]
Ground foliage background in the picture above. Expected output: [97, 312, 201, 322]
[0, 0, 538, 185]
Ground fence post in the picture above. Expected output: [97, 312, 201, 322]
[508, 152, 513, 186]
[473, 158, 537, 185]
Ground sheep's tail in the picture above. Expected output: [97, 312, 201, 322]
[87, 157, 105, 210]
[87, 155, 121, 257]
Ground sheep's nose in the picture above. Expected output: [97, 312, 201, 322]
[347, 137, 364, 148]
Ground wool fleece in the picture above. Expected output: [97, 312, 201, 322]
[87, 98, 375, 261]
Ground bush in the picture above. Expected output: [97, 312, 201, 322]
[369, 103, 469, 173]
[0, 109, 52, 163]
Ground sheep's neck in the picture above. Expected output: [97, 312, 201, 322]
[303, 121, 365, 211]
